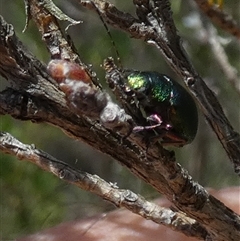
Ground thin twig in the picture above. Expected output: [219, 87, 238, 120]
[79, 0, 240, 176]
[0, 131, 209, 240]
[79, 0, 240, 175]
[1, 1, 240, 240]
[194, 0, 240, 40]
[206, 24, 240, 96]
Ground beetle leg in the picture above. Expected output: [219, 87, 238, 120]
[133, 114, 172, 133]
[161, 132, 187, 147]
[132, 114, 187, 147]
[133, 114, 162, 132]
[133, 123, 161, 132]
[149, 130, 187, 147]
[146, 114, 162, 125]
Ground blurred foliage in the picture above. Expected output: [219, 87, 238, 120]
[0, 0, 239, 239]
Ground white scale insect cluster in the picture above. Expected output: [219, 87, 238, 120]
[47, 59, 132, 133]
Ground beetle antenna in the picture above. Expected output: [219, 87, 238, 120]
[90, 1, 123, 69]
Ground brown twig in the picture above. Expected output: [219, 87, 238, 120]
[0, 1, 240, 240]
[194, 0, 240, 40]
[0, 131, 209, 240]
[205, 24, 240, 96]
[79, 0, 240, 175]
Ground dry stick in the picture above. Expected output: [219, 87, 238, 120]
[0, 6, 204, 237]
[147, 0, 240, 174]
[80, 0, 240, 175]
[24, 0, 80, 61]
[0, 131, 208, 240]
[1, 86, 239, 241]
[24, 0, 101, 88]
[194, 0, 240, 40]
[206, 24, 240, 96]
[0, 1, 240, 240]
[189, 2, 240, 97]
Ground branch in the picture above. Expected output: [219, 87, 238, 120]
[0, 1, 240, 240]
[194, 0, 240, 40]
[202, 22, 240, 96]
[0, 131, 208, 240]
[79, 0, 240, 175]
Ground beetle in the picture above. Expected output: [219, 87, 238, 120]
[120, 70, 198, 147]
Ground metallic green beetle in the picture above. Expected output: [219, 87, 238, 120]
[123, 71, 198, 147]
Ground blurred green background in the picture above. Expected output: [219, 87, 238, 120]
[0, 0, 239, 240]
